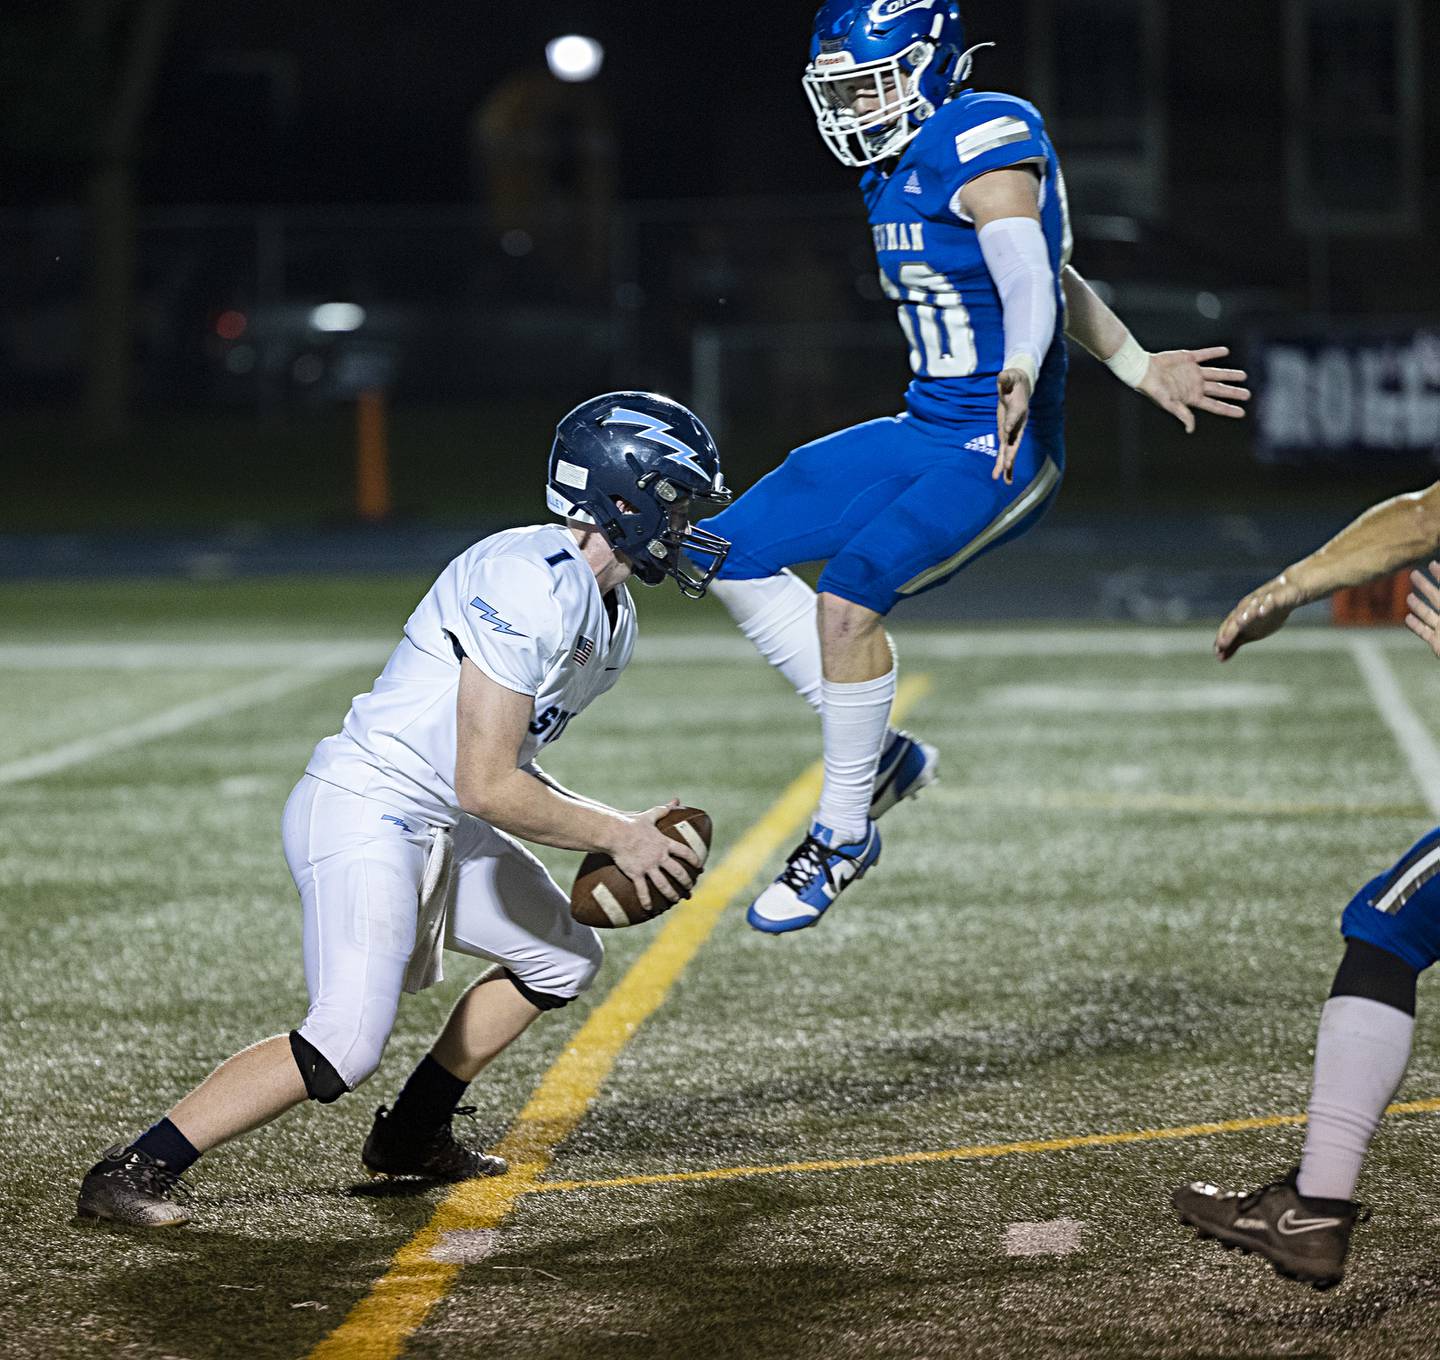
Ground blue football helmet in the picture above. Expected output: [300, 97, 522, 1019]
[802, 0, 986, 167]
[546, 391, 732, 597]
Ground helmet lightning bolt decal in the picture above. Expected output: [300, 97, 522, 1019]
[601, 407, 707, 479]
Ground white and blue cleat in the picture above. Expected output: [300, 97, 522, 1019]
[747, 731, 937, 935]
[747, 821, 882, 934]
[869, 729, 939, 819]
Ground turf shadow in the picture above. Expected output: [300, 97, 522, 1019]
[567, 972, 1254, 1164]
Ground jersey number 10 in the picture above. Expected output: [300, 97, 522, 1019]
[879, 262, 978, 378]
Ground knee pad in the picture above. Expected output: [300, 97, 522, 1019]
[289, 1030, 350, 1103]
[503, 968, 573, 1011]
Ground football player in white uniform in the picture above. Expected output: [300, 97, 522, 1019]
[77, 392, 732, 1227]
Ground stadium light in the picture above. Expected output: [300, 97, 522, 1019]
[310, 302, 366, 333]
[546, 35, 603, 82]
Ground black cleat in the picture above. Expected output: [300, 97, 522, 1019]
[362, 1104, 508, 1182]
[1172, 1168, 1367, 1290]
[77, 1144, 191, 1228]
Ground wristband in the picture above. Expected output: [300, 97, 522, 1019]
[1003, 353, 1039, 392]
[1104, 332, 1150, 388]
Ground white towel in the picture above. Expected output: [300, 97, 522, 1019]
[403, 828, 455, 994]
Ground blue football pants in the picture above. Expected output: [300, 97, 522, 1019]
[705, 412, 1063, 615]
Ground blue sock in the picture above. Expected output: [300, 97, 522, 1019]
[131, 1117, 201, 1173]
[391, 1054, 467, 1131]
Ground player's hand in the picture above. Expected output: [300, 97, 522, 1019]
[1137, 347, 1250, 433]
[609, 800, 702, 910]
[1214, 574, 1303, 661]
[994, 367, 1032, 484]
[1405, 562, 1440, 660]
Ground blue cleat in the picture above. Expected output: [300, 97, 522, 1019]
[869, 729, 939, 820]
[747, 821, 882, 933]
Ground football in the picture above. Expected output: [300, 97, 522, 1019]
[571, 807, 713, 928]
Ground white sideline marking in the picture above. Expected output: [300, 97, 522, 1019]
[0, 667, 337, 786]
[633, 626, 1400, 662]
[0, 626, 1407, 671]
[1349, 637, 1440, 818]
[1003, 1219, 1083, 1257]
[0, 640, 389, 670]
[982, 681, 1289, 713]
[428, 1229, 498, 1265]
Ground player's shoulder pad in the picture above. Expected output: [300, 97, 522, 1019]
[462, 550, 567, 653]
[920, 90, 1046, 178]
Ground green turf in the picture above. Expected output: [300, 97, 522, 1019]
[4, 579, 1440, 1358]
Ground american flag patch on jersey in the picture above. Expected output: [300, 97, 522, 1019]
[572, 635, 595, 667]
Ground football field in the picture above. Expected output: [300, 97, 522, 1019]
[6, 577, 1440, 1359]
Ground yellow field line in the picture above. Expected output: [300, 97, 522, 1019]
[530, 1096, 1440, 1198]
[308, 676, 933, 1360]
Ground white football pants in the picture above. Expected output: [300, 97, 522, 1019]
[283, 774, 603, 1090]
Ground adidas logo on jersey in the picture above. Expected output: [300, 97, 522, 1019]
[903, 170, 923, 195]
[963, 433, 998, 457]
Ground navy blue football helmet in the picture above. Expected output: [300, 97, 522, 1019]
[803, 1, 986, 167]
[546, 392, 732, 597]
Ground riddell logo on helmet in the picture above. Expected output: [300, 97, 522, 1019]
[813, 51, 854, 68]
[870, 0, 937, 22]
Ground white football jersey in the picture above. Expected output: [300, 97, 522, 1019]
[306, 523, 635, 826]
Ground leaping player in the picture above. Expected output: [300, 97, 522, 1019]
[76, 392, 730, 1227]
[1174, 483, 1440, 1289]
[702, 0, 1250, 933]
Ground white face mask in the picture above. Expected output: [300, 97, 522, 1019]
[803, 41, 936, 168]
[801, 40, 991, 169]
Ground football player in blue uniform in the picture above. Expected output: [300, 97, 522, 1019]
[703, 0, 1250, 933]
[1174, 483, 1440, 1289]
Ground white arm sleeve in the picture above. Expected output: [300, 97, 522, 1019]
[977, 215, 1057, 391]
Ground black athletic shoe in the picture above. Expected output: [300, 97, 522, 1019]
[362, 1104, 508, 1182]
[77, 1144, 191, 1228]
[1172, 1168, 1367, 1289]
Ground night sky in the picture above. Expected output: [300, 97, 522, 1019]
[2, 0, 1029, 206]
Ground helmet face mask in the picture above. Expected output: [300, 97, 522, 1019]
[546, 393, 732, 598]
[802, 1, 981, 169]
[803, 40, 938, 168]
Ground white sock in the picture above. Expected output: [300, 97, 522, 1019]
[1297, 995, 1414, 1201]
[816, 668, 896, 841]
[711, 572, 824, 713]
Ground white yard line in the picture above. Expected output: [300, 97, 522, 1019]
[1003, 1219, 1083, 1257]
[0, 667, 341, 786]
[1349, 636, 1440, 818]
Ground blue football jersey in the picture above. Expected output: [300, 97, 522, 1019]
[860, 90, 1071, 437]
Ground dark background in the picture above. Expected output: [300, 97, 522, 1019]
[1, 0, 1437, 608]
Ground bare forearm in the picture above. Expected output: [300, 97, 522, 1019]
[523, 762, 616, 814]
[1284, 487, 1440, 604]
[460, 767, 626, 853]
[1061, 264, 1129, 361]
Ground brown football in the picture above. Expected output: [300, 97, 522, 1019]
[570, 807, 713, 928]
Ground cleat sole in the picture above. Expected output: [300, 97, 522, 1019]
[1178, 1209, 1342, 1289]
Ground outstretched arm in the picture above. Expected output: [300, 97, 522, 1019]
[1061, 265, 1250, 432]
[1214, 484, 1440, 661]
